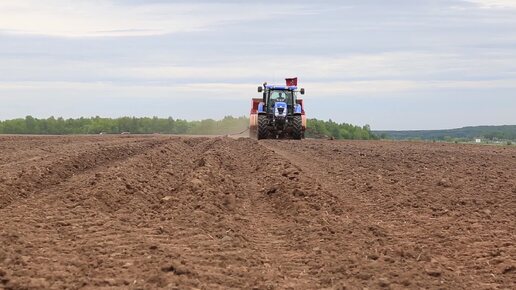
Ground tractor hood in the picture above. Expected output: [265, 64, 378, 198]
[274, 102, 287, 118]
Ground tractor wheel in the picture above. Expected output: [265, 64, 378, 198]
[257, 115, 269, 140]
[292, 115, 303, 140]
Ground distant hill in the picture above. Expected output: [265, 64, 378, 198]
[374, 125, 516, 141]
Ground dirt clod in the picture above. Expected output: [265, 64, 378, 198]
[161, 262, 190, 276]
[425, 267, 442, 277]
[501, 264, 515, 274]
[265, 186, 278, 195]
[292, 188, 306, 197]
[437, 178, 451, 187]
[378, 277, 390, 288]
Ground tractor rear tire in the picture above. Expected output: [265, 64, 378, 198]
[292, 115, 303, 140]
[257, 115, 269, 140]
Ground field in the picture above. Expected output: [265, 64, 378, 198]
[0, 136, 514, 289]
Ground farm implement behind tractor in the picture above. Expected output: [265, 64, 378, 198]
[250, 78, 306, 140]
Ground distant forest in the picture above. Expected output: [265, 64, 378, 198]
[375, 125, 516, 141]
[0, 116, 377, 140]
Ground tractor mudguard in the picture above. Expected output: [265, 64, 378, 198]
[258, 102, 265, 113]
[295, 104, 302, 114]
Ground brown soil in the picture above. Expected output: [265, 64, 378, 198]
[0, 136, 514, 289]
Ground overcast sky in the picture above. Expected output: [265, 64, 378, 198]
[1, 0, 515, 130]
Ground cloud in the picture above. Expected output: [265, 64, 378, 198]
[0, 1, 310, 37]
[4, 51, 515, 86]
[465, 0, 516, 8]
[2, 78, 515, 102]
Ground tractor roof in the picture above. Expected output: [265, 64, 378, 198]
[265, 85, 297, 90]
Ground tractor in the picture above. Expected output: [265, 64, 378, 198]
[250, 78, 306, 140]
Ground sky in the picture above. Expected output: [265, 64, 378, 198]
[0, 0, 515, 130]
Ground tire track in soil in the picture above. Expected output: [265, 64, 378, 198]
[171, 137, 321, 289]
[238, 141, 348, 289]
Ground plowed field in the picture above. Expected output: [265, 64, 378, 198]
[0, 136, 514, 289]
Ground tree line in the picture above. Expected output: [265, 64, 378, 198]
[306, 119, 377, 140]
[0, 116, 377, 140]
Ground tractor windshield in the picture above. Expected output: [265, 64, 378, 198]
[269, 90, 294, 105]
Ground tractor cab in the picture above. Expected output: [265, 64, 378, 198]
[267, 87, 294, 111]
[258, 84, 305, 115]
